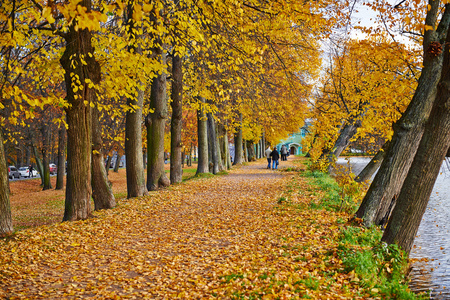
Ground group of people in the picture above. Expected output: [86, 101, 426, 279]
[265, 145, 288, 170]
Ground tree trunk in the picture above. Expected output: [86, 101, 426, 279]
[42, 126, 52, 190]
[233, 113, 244, 165]
[225, 129, 232, 169]
[56, 125, 66, 190]
[91, 107, 116, 210]
[207, 112, 219, 174]
[215, 121, 225, 171]
[218, 123, 226, 168]
[170, 53, 183, 184]
[32, 143, 44, 185]
[243, 140, 248, 162]
[356, 2, 450, 227]
[326, 117, 363, 173]
[125, 83, 147, 196]
[60, 1, 99, 221]
[113, 153, 121, 172]
[354, 140, 389, 183]
[105, 155, 112, 174]
[196, 97, 209, 174]
[0, 133, 13, 237]
[382, 32, 450, 253]
[248, 142, 255, 161]
[124, 0, 148, 197]
[146, 45, 170, 190]
[262, 132, 265, 158]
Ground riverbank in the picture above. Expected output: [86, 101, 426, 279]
[1, 156, 424, 299]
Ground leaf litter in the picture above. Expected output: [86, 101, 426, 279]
[1, 158, 370, 299]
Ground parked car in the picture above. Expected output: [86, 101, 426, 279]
[18, 167, 38, 178]
[49, 163, 57, 174]
[8, 166, 21, 179]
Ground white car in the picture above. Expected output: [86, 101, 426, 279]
[18, 167, 38, 178]
[49, 163, 57, 175]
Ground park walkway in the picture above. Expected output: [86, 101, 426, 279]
[1, 157, 363, 299]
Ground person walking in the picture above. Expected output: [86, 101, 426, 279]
[270, 147, 280, 169]
[265, 146, 272, 169]
[281, 145, 287, 161]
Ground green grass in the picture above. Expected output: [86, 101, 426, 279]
[303, 170, 343, 212]
[337, 226, 425, 299]
[299, 163, 425, 299]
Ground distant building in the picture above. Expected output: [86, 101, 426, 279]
[276, 120, 311, 155]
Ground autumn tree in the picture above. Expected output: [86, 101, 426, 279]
[146, 4, 170, 191]
[356, 0, 450, 227]
[58, 0, 107, 220]
[382, 21, 450, 253]
[305, 38, 416, 172]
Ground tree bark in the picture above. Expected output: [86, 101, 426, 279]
[382, 31, 450, 253]
[248, 141, 255, 161]
[91, 107, 116, 210]
[125, 82, 147, 196]
[225, 129, 232, 169]
[215, 121, 225, 171]
[124, 0, 148, 198]
[218, 123, 230, 170]
[326, 114, 364, 173]
[60, 0, 99, 221]
[56, 125, 66, 190]
[354, 140, 389, 183]
[113, 152, 121, 173]
[146, 43, 170, 190]
[105, 155, 112, 174]
[356, 2, 450, 227]
[196, 97, 209, 174]
[170, 53, 183, 184]
[0, 133, 13, 237]
[243, 140, 248, 162]
[42, 126, 52, 190]
[207, 112, 219, 174]
[32, 143, 44, 185]
[233, 113, 244, 165]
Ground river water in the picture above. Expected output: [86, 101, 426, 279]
[336, 157, 450, 299]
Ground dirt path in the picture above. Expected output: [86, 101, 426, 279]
[1, 157, 361, 299]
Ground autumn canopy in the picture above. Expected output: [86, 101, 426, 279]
[2, 0, 450, 263]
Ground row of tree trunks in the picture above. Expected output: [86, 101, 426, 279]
[355, 2, 450, 227]
[382, 25, 450, 253]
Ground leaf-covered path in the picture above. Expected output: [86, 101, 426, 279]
[1, 158, 364, 299]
